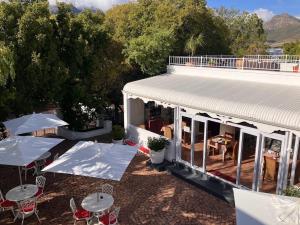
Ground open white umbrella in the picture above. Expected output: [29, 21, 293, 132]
[0, 136, 64, 185]
[234, 188, 300, 225]
[3, 113, 68, 135]
[42, 141, 137, 181]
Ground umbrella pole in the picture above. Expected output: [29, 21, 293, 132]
[18, 166, 23, 187]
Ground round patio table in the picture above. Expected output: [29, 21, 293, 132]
[81, 193, 114, 213]
[36, 151, 51, 161]
[6, 184, 38, 202]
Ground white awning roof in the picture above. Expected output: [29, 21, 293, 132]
[123, 67, 300, 132]
[0, 136, 64, 167]
[42, 142, 137, 181]
[3, 113, 69, 135]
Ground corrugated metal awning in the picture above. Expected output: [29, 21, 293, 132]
[123, 72, 300, 132]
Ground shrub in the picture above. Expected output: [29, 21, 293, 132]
[284, 186, 300, 198]
[112, 125, 125, 140]
[147, 137, 169, 152]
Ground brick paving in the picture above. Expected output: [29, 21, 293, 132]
[0, 137, 235, 225]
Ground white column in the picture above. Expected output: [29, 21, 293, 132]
[282, 132, 293, 190]
[236, 131, 244, 186]
[123, 92, 130, 134]
[291, 136, 300, 185]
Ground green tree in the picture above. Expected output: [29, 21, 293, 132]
[0, 42, 15, 86]
[283, 41, 300, 55]
[216, 7, 267, 55]
[184, 34, 204, 56]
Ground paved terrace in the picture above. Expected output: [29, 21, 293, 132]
[0, 135, 235, 225]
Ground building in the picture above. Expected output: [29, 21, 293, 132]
[122, 55, 300, 194]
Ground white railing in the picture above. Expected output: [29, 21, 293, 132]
[169, 55, 300, 72]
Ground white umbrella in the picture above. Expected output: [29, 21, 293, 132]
[0, 136, 64, 185]
[3, 113, 68, 135]
[42, 141, 137, 181]
[234, 188, 300, 225]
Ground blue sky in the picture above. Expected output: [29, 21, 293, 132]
[49, 0, 300, 21]
[207, 0, 300, 18]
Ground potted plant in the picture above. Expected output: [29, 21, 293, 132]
[112, 125, 125, 144]
[284, 186, 300, 197]
[147, 137, 169, 164]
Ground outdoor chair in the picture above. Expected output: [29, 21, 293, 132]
[22, 162, 37, 181]
[14, 197, 40, 225]
[263, 156, 278, 181]
[99, 206, 120, 225]
[207, 140, 218, 155]
[34, 176, 46, 199]
[224, 132, 234, 139]
[101, 184, 114, 195]
[163, 126, 173, 139]
[44, 153, 59, 177]
[70, 197, 91, 225]
[0, 189, 16, 216]
[224, 141, 239, 165]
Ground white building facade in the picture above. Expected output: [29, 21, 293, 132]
[123, 56, 300, 194]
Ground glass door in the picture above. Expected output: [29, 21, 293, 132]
[180, 115, 192, 165]
[237, 130, 261, 190]
[179, 113, 206, 171]
[257, 133, 285, 193]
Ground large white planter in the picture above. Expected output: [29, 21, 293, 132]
[150, 148, 165, 164]
[112, 139, 124, 145]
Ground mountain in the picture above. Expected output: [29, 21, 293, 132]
[264, 14, 300, 47]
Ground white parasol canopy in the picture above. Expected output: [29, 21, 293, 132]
[234, 188, 300, 225]
[0, 136, 64, 185]
[42, 141, 137, 181]
[3, 113, 68, 135]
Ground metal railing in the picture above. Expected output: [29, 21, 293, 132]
[169, 55, 300, 72]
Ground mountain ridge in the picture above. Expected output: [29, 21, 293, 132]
[264, 14, 300, 46]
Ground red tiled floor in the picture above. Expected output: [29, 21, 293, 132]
[0, 137, 235, 225]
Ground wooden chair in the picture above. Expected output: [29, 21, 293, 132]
[224, 132, 234, 139]
[164, 126, 173, 139]
[224, 141, 238, 165]
[263, 156, 278, 181]
[207, 140, 218, 155]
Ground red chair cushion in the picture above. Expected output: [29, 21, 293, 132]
[26, 162, 35, 169]
[22, 205, 35, 213]
[0, 200, 16, 208]
[124, 140, 136, 146]
[74, 209, 90, 219]
[100, 213, 117, 225]
[34, 187, 43, 197]
[45, 159, 53, 166]
[139, 146, 149, 154]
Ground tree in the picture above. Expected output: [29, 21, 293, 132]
[215, 7, 267, 56]
[283, 41, 300, 55]
[0, 42, 15, 86]
[184, 34, 204, 56]
[105, 0, 230, 76]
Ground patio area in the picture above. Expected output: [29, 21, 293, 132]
[0, 135, 235, 225]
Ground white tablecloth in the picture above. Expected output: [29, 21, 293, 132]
[6, 184, 38, 202]
[82, 193, 114, 213]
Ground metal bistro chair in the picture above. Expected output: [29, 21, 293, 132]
[34, 176, 46, 199]
[99, 206, 120, 225]
[0, 189, 16, 216]
[70, 198, 91, 225]
[22, 162, 37, 181]
[14, 197, 40, 225]
[101, 184, 114, 196]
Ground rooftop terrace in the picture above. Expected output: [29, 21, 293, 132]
[169, 55, 300, 73]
